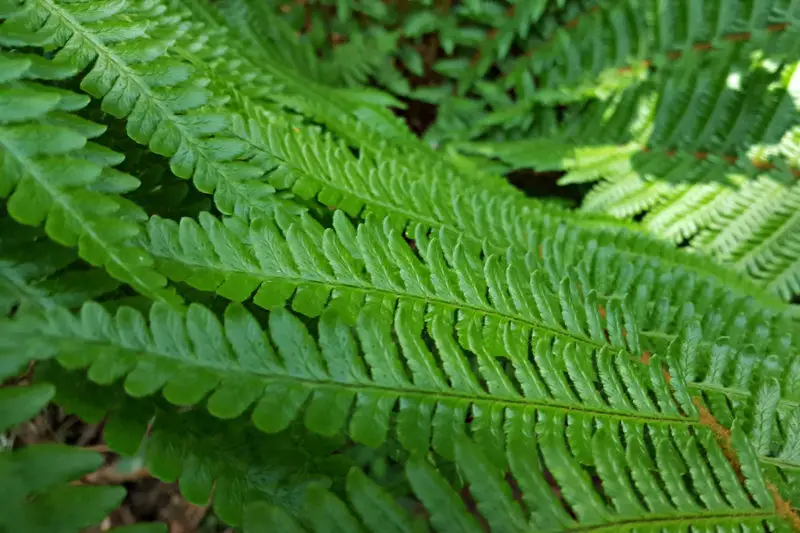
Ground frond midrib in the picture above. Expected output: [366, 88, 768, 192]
[688, 380, 798, 414]
[760, 455, 800, 473]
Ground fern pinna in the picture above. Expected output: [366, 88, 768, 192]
[1, 0, 799, 531]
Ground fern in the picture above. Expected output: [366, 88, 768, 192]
[3, 297, 799, 498]
[257, 118, 793, 311]
[456, 8, 800, 300]
[247, 427, 792, 533]
[2, 0, 800, 531]
[0, 49, 177, 304]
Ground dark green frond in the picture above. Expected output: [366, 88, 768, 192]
[0, 214, 120, 315]
[245, 426, 793, 533]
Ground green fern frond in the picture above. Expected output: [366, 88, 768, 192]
[691, 178, 800, 300]
[0, 215, 120, 315]
[144, 207, 796, 345]
[4, 294, 799, 483]
[133, 203, 800, 472]
[172, 0, 415, 145]
[0, 0, 285, 216]
[212, 0, 329, 85]
[505, 0, 799, 107]
[0, 49, 178, 304]
[459, 43, 800, 299]
[2, 2, 800, 532]
[9, 0, 774, 311]
[247, 424, 795, 533]
[258, 117, 796, 311]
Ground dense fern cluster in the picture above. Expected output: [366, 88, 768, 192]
[1, 0, 800, 532]
[454, 1, 800, 301]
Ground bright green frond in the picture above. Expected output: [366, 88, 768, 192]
[3, 297, 799, 482]
[257, 116, 793, 310]
[0, 49, 177, 304]
[0, 0, 284, 218]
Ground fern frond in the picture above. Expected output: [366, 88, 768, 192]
[247, 423, 796, 532]
[212, 0, 329, 85]
[0, 298, 682, 455]
[11, 0, 776, 310]
[0, 0, 285, 216]
[136, 206, 800, 465]
[460, 45, 800, 299]
[0, 49, 178, 304]
[170, 0, 415, 144]
[693, 179, 800, 300]
[258, 117, 796, 310]
[0, 215, 120, 315]
[139, 206, 800, 396]
[4, 292, 799, 486]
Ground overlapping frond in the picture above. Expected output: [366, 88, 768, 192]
[0, 0, 287, 219]
[257, 117, 793, 309]
[689, 177, 800, 300]
[0, 299, 684, 458]
[3, 270, 798, 483]
[0, 49, 177, 303]
[142, 206, 798, 350]
[7, 0, 786, 310]
[136, 208, 800, 456]
[0, 216, 120, 315]
[247, 425, 796, 533]
[504, 0, 800, 104]
[167, 0, 414, 145]
[2, 2, 800, 531]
